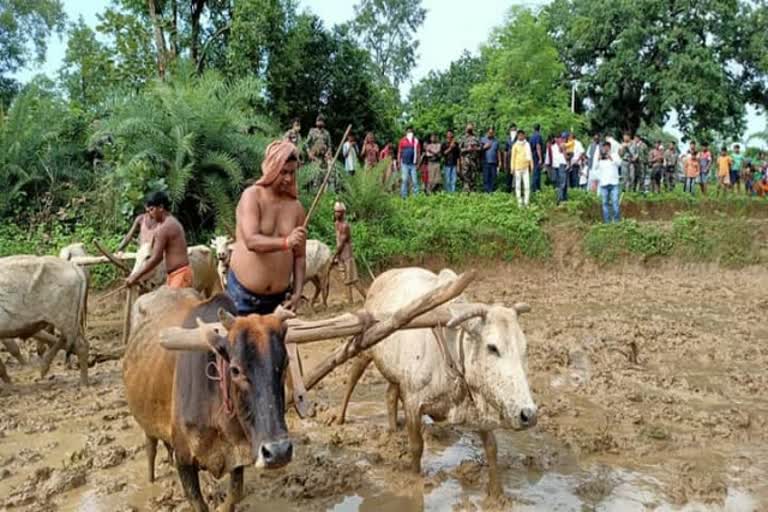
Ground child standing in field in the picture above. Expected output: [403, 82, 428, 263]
[717, 147, 732, 196]
[683, 150, 700, 195]
[743, 162, 755, 196]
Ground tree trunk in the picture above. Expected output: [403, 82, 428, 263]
[190, 0, 206, 65]
[147, 0, 169, 79]
[170, 0, 179, 58]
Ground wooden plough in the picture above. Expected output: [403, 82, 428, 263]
[159, 270, 477, 415]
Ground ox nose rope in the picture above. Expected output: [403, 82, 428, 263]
[432, 324, 476, 408]
[206, 357, 235, 417]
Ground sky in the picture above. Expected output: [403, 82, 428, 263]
[13, 0, 765, 141]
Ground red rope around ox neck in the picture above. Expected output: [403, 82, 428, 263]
[206, 356, 235, 417]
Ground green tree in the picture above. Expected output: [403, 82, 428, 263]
[59, 17, 115, 109]
[469, 9, 582, 136]
[544, 0, 768, 138]
[407, 52, 486, 136]
[91, 66, 275, 233]
[96, 7, 156, 91]
[0, 0, 66, 74]
[350, 0, 426, 87]
[0, 77, 90, 217]
[267, 15, 399, 143]
[0, 0, 66, 104]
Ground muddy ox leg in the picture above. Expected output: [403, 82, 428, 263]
[39, 334, 66, 379]
[176, 461, 209, 512]
[479, 430, 503, 498]
[405, 404, 424, 474]
[337, 353, 373, 425]
[386, 382, 400, 432]
[308, 276, 321, 312]
[75, 335, 89, 386]
[163, 441, 174, 464]
[2, 339, 26, 365]
[0, 357, 10, 383]
[218, 467, 244, 512]
[146, 435, 158, 483]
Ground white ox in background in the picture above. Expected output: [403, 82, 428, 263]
[1, 243, 90, 368]
[338, 267, 537, 497]
[210, 235, 233, 290]
[130, 242, 221, 297]
[210, 236, 334, 311]
[303, 239, 333, 310]
[0, 255, 89, 385]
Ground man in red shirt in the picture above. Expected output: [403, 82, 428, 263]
[397, 126, 420, 198]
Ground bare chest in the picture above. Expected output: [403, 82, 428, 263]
[259, 203, 299, 237]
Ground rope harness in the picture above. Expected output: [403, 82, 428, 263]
[206, 355, 235, 417]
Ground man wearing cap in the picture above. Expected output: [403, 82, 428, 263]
[228, 140, 307, 314]
[332, 202, 366, 304]
[306, 114, 332, 165]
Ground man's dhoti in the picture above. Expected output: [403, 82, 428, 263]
[166, 265, 193, 288]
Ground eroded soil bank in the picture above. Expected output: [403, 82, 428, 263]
[1, 262, 766, 511]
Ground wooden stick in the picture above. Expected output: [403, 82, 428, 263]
[304, 124, 352, 228]
[160, 303, 459, 351]
[69, 254, 137, 266]
[302, 270, 475, 390]
[94, 241, 133, 275]
[97, 284, 130, 303]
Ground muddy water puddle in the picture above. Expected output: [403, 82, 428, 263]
[2, 263, 767, 510]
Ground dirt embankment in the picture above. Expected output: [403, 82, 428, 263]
[1, 262, 767, 511]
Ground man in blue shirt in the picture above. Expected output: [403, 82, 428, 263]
[529, 124, 544, 194]
[480, 127, 501, 193]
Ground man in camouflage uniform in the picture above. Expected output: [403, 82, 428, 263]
[459, 123, 482, 192]
[619, 132, 633, 189]
[305, 114, 333, 189]
[283, 117, 304, 163]
[632, 134, 649, 193]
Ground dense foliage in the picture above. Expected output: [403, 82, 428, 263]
[544, 0, 768, 139]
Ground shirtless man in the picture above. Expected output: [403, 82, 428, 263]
[125, 191, 192, 288]
[332, 202, 366, 304]
[114, 200, 157, 254]
[228, 140, 307, 314]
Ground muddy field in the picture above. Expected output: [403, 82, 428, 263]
[1, 262, 767, 511]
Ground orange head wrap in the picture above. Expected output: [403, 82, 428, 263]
[256, 140, 300, 198]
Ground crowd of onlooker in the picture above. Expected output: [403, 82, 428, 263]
[285, 116, 768, 223]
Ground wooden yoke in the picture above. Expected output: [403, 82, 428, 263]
[160, 270, 477, 418]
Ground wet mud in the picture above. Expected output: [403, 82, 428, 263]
[0, 263, 766, 511]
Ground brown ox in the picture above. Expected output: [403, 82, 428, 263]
[123, 289, 293, 512]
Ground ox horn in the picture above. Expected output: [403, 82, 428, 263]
[446, 304, 487, 328]
[514, 302, 531, 315]
[272, 305, 296, 322]
[218, 309, 236, 330]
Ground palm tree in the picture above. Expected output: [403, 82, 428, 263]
[91, 65, 275, 234]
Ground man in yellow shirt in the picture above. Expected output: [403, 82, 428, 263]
[510, 130, 533, 207]
[716, 146, 732, 195]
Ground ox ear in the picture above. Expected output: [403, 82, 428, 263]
[446, 304, 487, 329]
[218, 308, 236, 330]
[513, 302, 531, 315]
[272, 305, 296, 322]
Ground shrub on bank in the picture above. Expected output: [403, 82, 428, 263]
[583, 213, 762, 266]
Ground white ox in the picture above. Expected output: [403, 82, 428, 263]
[1, 243, 90, 368]
[339, 267, 537, 497]
[0, 256, 89, 385]
[210, 236, 333, 311]
[210, 235, 233, 290]
[303, 239, 333, 310]
[130, 242, 222, 297]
